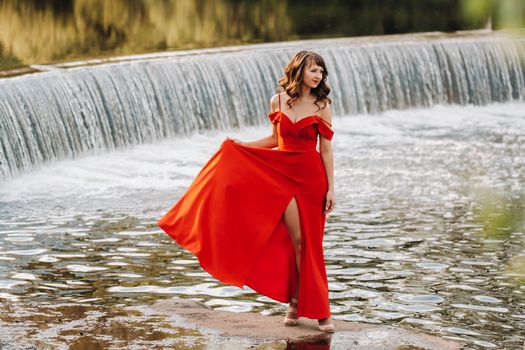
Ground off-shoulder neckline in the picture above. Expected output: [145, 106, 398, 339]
[269, 111, 332, 127]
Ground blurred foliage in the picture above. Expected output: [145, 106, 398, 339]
[475, 191, 524, 240]
[0, 0, 523, 70]
[461, 0, 525, 29]
[0, 42, 22, 70]
[473, 189, 525, 280]
[0, 0, 290, 68]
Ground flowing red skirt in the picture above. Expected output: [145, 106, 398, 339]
[158, 139, 330, 319]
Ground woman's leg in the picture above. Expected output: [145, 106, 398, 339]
[283, 196, 334, 331]
[282, 196, 301, 323]
[283, 196, 301, 275]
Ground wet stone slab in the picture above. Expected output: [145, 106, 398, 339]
[151, 298, 464, 349]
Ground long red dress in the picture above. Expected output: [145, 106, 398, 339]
[157, 94, 334, 319]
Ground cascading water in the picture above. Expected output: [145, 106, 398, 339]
[0, 31, 524, 179]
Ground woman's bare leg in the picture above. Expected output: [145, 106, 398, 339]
[282, 196, 301, 322]
[283, 196, 301, 274]
[283, 196, 333, 330]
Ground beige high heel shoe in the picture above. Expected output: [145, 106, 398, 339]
[283, 297, 299, 326]
[318, 317, 335, 333]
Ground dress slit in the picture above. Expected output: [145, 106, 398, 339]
[244, 191, 299, 303]
[292, 194, 308, 316]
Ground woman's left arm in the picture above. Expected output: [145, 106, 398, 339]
[319, 103, 335, 215]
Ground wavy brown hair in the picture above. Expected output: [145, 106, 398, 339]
[278, 50, 331, 112]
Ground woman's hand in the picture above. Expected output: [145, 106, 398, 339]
[324, 190, 336, 214]
[226, 137, 244, 145]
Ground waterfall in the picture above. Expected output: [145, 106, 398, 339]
[0, 31, 524, 179]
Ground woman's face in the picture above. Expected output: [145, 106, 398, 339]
[302, 61, 324, 89]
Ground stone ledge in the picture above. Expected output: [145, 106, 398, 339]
[151, 298, 464, 350]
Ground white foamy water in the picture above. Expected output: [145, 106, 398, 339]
[0, 102, 523, 204]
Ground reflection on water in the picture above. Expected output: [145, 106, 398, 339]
[1, 0, 524, 72]
[0, 303, 207, 350]
[0, 103, 524, 348]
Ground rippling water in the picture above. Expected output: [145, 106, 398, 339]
[0, 103, 524, 349]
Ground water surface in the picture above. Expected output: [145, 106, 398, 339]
[0, 102, 524, 349]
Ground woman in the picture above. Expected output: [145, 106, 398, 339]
[158, 50, 336, 332]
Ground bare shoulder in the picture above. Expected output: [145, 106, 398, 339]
[317, 98, 333, 125]
[269, 93, 281, 112]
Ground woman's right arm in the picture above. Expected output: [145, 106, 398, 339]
[230, 94, 278, 148]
